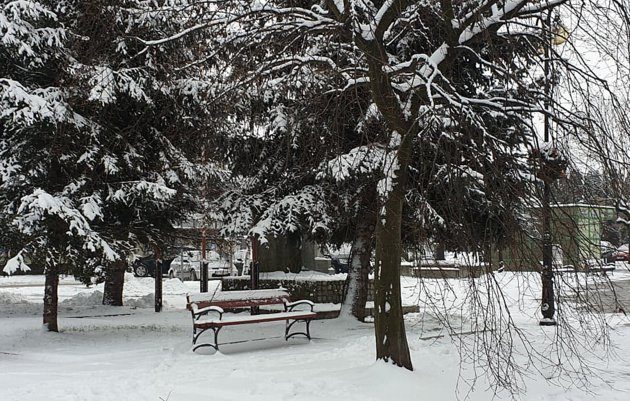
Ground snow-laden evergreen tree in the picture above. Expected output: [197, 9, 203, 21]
[0, 0, 214, 329]
[200, 1, 541, 349]
[210, 78, 382, 320]
[61, 0, 219, 305]
[206, 0, 630, 371]
[1, 0, 114, 330]
[207, 29, 533, 326]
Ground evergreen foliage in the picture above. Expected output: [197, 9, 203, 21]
[0, 0, 216, 321]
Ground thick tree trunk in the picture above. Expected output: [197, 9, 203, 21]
[342, 219, 374, 321]
[374, 180, 413, 370]
[103, 259, 126, 306]
[43, 265, 59, 332]
[359, 33, 417, 370]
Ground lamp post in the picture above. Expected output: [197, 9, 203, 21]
[540, 9, 557, 326]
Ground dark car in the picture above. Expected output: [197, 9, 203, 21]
[330, 254, 351, 274]
[132, 255, 176, 278]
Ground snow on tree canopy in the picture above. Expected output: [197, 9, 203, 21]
[1, 0, 214, 279]
[2, 250, 30, 274]
[320, 145, 388, 182]
[0, 0, 65, 67]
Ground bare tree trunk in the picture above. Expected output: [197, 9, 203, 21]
[374, 180, 413, 370]
[155, 248, 163, 313]
[342, 219, 374, 321]
[103, 259, 126, 306]
[43, 264, 59, 332]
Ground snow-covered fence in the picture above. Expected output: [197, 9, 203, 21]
[222, 273, 375, 305]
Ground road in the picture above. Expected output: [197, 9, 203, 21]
[589, 278, 630, 313]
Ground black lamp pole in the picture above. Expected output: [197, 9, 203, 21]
[540, 9, 557, 326]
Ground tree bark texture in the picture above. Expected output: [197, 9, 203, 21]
[360, 42, 415, 370]
[374, 181, 413, 370]
[353, 25, 419, 370]
[343, 218, 374, 321]
[43, 264, 59, 332]
[103, 259, 126, 306]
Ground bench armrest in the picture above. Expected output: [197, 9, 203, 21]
[191, 304, 224, 320]
[284, 299, 315, 312]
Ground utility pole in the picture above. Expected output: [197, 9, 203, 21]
[540, 9, 557, 326]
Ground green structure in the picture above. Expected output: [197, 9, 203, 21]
[550, 204, 615, 268]
[502, 204, 615, 271]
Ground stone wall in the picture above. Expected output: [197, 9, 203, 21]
[222, 275, 374, 304]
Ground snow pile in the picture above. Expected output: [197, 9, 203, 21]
[125, 293, 168, 308]
[123, 274, 188, 297]
[61, 290, 104, 306]
[0, 291, 28, 304]
[47, 286, 173, 308]
[123, 276, 156, 297]
[163, 278, 188, 295]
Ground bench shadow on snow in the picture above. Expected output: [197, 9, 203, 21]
[192, 334, 312, 356]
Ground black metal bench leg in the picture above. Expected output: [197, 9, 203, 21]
[214, 326, 221, 351]
[193, 326, 221, 352]
[285, 319, 312, 341]
[285, 319, 289, 340]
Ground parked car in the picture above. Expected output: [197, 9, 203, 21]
[612, 244, 630, 262]
[132, 255, 176, 278]
[171, 250, 232, 280]
[329, 253, 351, 274]
[169, 253, 196, 280]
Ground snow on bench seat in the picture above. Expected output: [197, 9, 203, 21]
[187, 289, 291, 310]
[195, 310, 317, 327]
[188, 289, 290, 303]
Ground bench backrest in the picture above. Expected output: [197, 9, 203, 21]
[186, 289, 291, 310]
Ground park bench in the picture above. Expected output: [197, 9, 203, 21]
[186, 289, 316, 352]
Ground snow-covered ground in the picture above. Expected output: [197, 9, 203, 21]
[2, 268, 630, 401]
